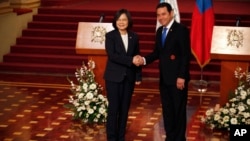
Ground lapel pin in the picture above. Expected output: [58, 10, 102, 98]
[170, 54, 176, 60]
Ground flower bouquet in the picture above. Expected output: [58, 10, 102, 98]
[64, 59, 108, 123]
[201, 66, 250, 130]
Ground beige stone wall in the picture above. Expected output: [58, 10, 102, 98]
[0, 8, 37, 62]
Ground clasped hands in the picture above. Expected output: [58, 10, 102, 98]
[133, 55, 144, 66]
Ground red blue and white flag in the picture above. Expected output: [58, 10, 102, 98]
[190, 0, 214, 68]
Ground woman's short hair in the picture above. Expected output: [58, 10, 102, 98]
[112, 9, 133, 30]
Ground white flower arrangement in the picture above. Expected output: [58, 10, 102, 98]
[201, 66, 250, 130]
[64, 59, 108, 123]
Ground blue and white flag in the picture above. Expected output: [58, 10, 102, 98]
[156, 0, 180, 30]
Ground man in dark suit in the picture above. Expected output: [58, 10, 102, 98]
[104, 9, 142, 141]
[136, 2, 191, 141]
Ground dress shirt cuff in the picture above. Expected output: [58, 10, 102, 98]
[142, 57, 146, 65]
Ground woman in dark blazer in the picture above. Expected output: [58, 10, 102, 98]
[103, 9, 142, 141]
[142, 3, 191, 141]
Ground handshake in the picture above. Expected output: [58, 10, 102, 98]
[133, 55, 144, 66]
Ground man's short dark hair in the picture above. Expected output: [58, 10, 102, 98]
[156, 2, 173, 13]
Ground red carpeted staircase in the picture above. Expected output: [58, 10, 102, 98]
[0, 6, 250, 81]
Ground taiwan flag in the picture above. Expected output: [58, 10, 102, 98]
[190, 0, 214, 68]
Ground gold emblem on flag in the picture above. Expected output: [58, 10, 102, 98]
[91, 26, 107, 44]
[227, 29, 243, 48]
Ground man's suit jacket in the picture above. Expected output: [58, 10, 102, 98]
[104, 30, 142, 83]
[145, 21, 191, 85]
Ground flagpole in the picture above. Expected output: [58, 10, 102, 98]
[200, 67, 203, 81]
[198, 67, 208, 104]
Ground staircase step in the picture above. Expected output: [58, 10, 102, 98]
[10, 45, 78, 55]
[0, 62, 82, 74]
[137, 32, 155, 41]
[33, 14, 100, 23]
[16, 37, 76, 46]
[190, 71, 220, 81]
[133, 24, 156, 33]
[28, 21, 78, 30]
[32, 14, 157, 25]
[215, 13, 250, 21]
[215, 20, 250, 26]
[3, 53, 87, 65]
[142, 68, 220, 81]
[22, 29, 156, 40]
[140, 40, 154, 49]
[22, 29, 77, 38]
[41, 0, 82, 7]
[37, 8, 156, 17]
[27, 21, 157, 33]
[190, 60, 221, 72]
[38, 8, 116, 16]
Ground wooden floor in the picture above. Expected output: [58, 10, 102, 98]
[0, 73, 229, 141]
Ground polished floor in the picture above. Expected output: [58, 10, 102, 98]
[0, 73, 229, 141]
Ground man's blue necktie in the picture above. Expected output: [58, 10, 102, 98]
[161, 27, 167, 46]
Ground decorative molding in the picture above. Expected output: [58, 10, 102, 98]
[10, 0, 40, 8]
[0, 1, 13, 14]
